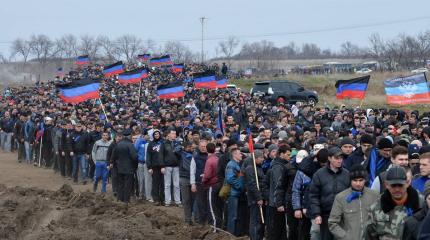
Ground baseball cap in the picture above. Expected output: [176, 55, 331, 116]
[408, 144, 420, 159]
[328, 146, 343, 157]
[385, 166, 407, 185]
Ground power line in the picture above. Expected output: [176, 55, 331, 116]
[0, 15, 429, 45]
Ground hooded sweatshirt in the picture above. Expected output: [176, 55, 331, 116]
[146, 130, 164, 169]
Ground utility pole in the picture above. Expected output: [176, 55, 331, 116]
[200, 17, 206, 63]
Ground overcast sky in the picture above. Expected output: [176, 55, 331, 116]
[2, 0, 430, 58]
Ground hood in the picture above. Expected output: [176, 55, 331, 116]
[151, 129, 162, 141]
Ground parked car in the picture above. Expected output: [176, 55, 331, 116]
[250, 80, 318, 105]
[356, 68, 373, 74]
[411, 67, 428, 74]
[226, 84, 239, 94]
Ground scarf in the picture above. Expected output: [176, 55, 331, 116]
[346, 190, 363, 203]
[369, 148, 388, 186]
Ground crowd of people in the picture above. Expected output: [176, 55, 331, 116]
[2, 60, 430, 240]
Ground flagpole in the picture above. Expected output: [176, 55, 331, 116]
[98, 98, 110, 123]
[138, 79, 142, 106]
[251, 151, 265, 224]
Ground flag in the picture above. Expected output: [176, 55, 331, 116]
[75, 55, 90, 65]
[157, 82, 185, 99]
[118, 68, 148, 85]
[384, 73, 430, 105]
[150, 55, 173, 67]
[58, 78, 100, 104]
[217, 105, 224, 135]
[137, 54, 151, 61]
[193, 71, 217, 89]
[248, 131, 254, 153]
[103, 61, 124, 77]
[216, 78, 228, 89]
[171, 63, 184, 74]
[335, 75, 370, 99]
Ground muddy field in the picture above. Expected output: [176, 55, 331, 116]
[0, 153, 240, 240]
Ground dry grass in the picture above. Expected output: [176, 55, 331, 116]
[231, 71, 430, 111]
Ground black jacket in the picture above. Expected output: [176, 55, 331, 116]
[309, 166, 350, 218]
[275, 161, 298, 207]
[343, 147, 365, 171]
[107, 141, 117, 166]
[162, 139, 180, 167]
[146, 138, 164, 169]
[404, 206, 428, 240]
[14, 120, 25, 141]
[71, 130, 90, 154]
[266, 157, 287, 207]
[217, 151, 231, 184]
[60, 129, 74, 153]
[245, 163, 267, 206]
[112, 138, 138, 175]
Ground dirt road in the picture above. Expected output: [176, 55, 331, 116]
[0, 152, 239, 240]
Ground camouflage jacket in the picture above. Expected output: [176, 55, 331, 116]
[365, 187, 422, 240]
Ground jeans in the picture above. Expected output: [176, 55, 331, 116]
[249, 204, 264, 240]
[72, 154, 87, 182]
[1, 132, 13, 152]
[180, 177, 195, 224]
[93, 161, 109, 193]
[164, 166, 180, 204]
[17, 140, 25, 161]
[135, 163, 152, 200]
[227, 196, 239, 236]
[196, 183, 208, 224]
[24, 141, 32, 164]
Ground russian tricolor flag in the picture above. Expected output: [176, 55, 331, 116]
[75, 55, 90, 65]
[171, 64, 184, 74]
[193, 71, 217, 89]
[335, 75, 370, 100]
[118, 68, 148, 85]
[384, 73, 430, 105]
[58, 78, 100, 104]
[150, 55, 173, 67]
[216, 79, 228, 89]
[103, 61, 124, 77]
[157, 83, 185, 99]
[138, 54, 151, 61]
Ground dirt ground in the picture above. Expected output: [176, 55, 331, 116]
[0, 152, 242, 240]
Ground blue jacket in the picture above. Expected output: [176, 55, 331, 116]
[134, 138, 147, 164]
[225, 160, 245, 197]
[292, 170, 312, 214]
[412, 176, 430, 194]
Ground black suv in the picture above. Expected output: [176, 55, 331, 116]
[251, 80, 318, 105]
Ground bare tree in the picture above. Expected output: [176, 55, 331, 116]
[115, 35, 142, 62]
[79, 35, 100, 59]
[143, 39, 157, 53]
[301, 43, 321, 59]
[163, 41, 195, 63]
[29, 34, 53, 64]
[218, 36, 240, 66]
[97, 35, 118, 61]
[340, 41, 361, 58]
[57, 34, 78, 59]
[10, 38, 32, 63]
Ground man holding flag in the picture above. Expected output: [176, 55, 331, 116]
[244, 144, 267, 240]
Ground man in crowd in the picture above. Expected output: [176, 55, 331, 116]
[71, 122, 90, 184]
[146, 129, 164, 206]
[225, 147, 245, 236]
[309, 146, 350, 240]
[366, 166, 422, 239]
[412, 152, 430, 194]
[91, 131, 112, 193]
[371, 145, 409, 193]
[191, 140, 209, 225]
[328, 165, 379, 240]
[111, 129, 138, 202]
[162, 128, 181, 206]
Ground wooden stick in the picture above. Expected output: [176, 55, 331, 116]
[138, 79, 142, 106]
[251, 152, 265, 224]
[98, 98, 110, 123]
